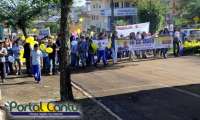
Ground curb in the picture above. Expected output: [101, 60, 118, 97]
[0, 89, 5, 120]
[72, 81, 123, 120]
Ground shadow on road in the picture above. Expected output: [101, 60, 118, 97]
[1, 84, 200, 120]
[88, 84, 200, 120]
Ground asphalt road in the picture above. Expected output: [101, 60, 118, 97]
[72, 56, 200, 120]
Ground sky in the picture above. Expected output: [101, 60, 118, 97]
[73, 0, 86, 7]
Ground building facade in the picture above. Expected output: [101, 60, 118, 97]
[83, 0, 138, 32]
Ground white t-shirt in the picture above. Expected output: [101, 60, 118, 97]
[174, 31, 180, 38]
[31, 50, 43, 65]
[97, 39, 108, 51]
[0, 47, 7, 62]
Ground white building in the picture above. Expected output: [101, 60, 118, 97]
[83, 0, 138, 32]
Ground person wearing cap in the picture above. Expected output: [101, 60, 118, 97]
[0, 40, 7, 82]
[31, 44, 43, 83]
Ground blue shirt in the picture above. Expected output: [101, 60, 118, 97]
[79, 40, 88, 53]
[71, 41, 78, 54]
[12, 45, 22, 59]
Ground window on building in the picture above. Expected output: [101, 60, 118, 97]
[124, 2, 130, 7]
[121, 2, 124, 8]
[92, 16, 95, 20]
[99, 5, 101, 8]
[114, 2, 119, 8]
[93, 5, 95, 8]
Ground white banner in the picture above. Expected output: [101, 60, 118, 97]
[93, 39, 109, 50]
[116, 22, 150, 37]
[117, 36, 172, 51]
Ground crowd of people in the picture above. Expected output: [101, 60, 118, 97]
[0, 29, 184, 83]
[0, 32, 113, 83]
[0, 36, 58, 83]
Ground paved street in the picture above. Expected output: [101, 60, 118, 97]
[72, 56, 200, 120]
[0, 73, 116, 120]
[1, 56, 200, 120]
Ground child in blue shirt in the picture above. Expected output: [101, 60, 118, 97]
[31, 44, 43, 83]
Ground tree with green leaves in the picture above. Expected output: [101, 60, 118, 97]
[176, 0, 200, 25]
[130, 0, 167, 33]
[136, 0, 167, 33]
[0, 0, 52, 37]
[0, 0, 74, 101]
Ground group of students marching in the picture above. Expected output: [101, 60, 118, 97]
[0, 36, 59, 83]
[0, 29, 183, 83]
[0, 32, 110, 83]
[70, 32, 109, 68]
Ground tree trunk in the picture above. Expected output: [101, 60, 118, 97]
[59, 0, 74, 101]
[21, 26, 27, 38]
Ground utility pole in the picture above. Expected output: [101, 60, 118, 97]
[111, 0, 117, 63]
[111, 0, 115, 32]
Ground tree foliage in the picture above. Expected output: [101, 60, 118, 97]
[0, 0, 55, 37]
[179, 0, 200, 18]
[136, 0, 167, 33]
[177, 0, 200, 23]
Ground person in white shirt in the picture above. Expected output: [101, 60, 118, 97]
[31, 44, 43, 83]
[129, 32, 136, 61]
[0, 41, 7, 82]
[95, 35, 108, 66]
[173, 29, 182, 57]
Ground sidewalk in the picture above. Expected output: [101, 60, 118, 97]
[0, 75, 116, 120]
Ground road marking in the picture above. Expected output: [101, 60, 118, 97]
[72, 82, 123, 120]
[73, 79, 200, 120]
[158, 83, 200, 99]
